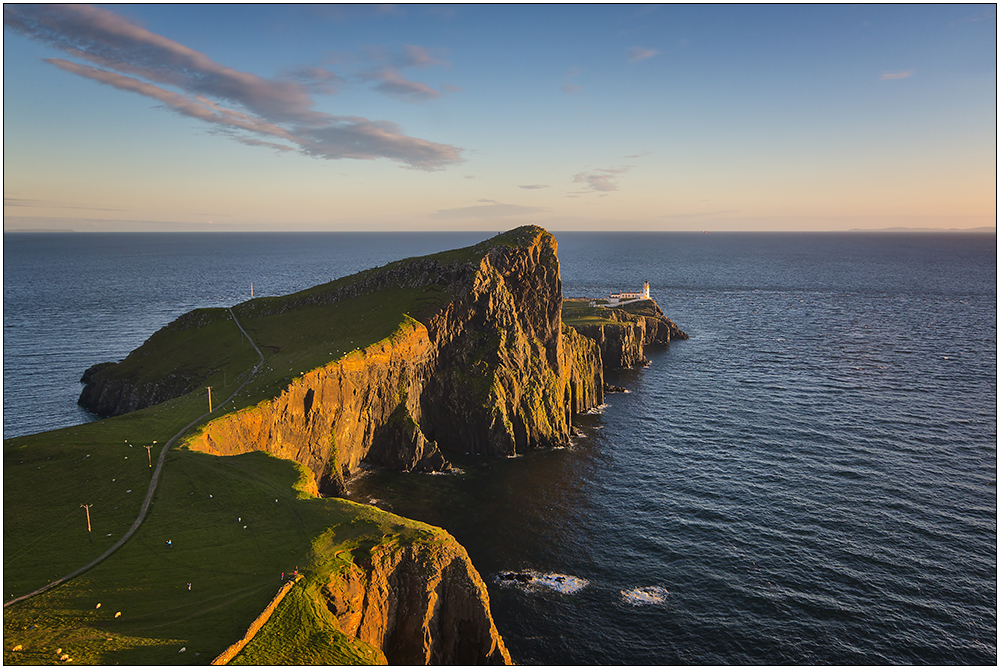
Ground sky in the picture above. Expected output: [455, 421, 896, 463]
[3, 3, 996, 232]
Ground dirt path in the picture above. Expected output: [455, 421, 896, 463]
[4, 308, 265, 608]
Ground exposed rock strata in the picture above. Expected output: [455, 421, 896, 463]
[186, 318, 444, 495]
[79, 362, 191, 417]
[166, 227, 602, 493]
[324, 536, 511, 665]
[574, 301, 687, 369]
[79, 309, 235, 417]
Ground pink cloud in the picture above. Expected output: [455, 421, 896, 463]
[880, 70, 915, 80]
[628, 47, 659, 63]
[362, 67, 443, 101]
[402, 44, 448, 68]
[572, 167, 631, 192]
[5, 4, 462, 169]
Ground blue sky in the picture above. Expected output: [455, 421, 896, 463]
[3, 3, 995, 232]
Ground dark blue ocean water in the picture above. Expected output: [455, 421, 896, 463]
[3, 231, 997, 664]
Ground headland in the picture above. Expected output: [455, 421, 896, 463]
[4, 226, 685, 665]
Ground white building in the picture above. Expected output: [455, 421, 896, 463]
[604, 281, 651, 307]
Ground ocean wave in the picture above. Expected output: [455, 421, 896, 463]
[427, 467, 465, 475]
[585, 403, 610, 415]
[496, 570, 589, 594]
[621, 586, 669, 606]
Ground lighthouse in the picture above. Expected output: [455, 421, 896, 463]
[605, 282, 652, 306]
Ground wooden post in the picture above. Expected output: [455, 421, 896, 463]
[207, 386, 213, 413]
[81, 504, 93, 543]
[251, 281, 254, 298]
[144, 444, 153, 468]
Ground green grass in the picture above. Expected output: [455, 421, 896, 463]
[227, 581, 383, 665]
[227, 285, 451, 412]
[108, 309, 257, 388]
[561, 298, 620, 327]
[3, 226, 551, 664]
[4, 445, 448, 665]
[620, 299, 664, 319]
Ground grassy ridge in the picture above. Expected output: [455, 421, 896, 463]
[4, 448, 444, 665]
[561, 298, 621, 327]
[4, 286, 453, 663]
[3, 228, 544, 664]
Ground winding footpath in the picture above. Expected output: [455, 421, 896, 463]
[4, 308, 265, 609]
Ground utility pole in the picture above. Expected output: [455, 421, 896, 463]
[251, 281, 254, 298]
[207, 386, 213, 413]
[144, 444, 153, 468]
[81, 504, 93, 543]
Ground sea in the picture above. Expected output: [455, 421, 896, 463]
[3, 231, 997, 665]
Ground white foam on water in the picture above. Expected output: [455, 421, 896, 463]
[585, 403, 610, 415]
[496, 570, 589, 595]
[427, 467, 465, 476]
[536, 572, 589, 594]
[621, 586, 669, 606]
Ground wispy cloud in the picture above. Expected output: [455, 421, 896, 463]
[401, 44, 448, 68]
[4, 195, 123, 211]
[4, 4, 462, 169]
[879, 70, 915, 80]
[4, 197, 42, 208]
[362, 67, 443, 101]
[561, 83, 581, 95]
[432, 201, 547, 219]
[518, 184, 550, 190]
[282, 65, 344, 95]
[572, 167, 630, 192]
[628, 47, 659, 63]
[358, 44, 456, 102]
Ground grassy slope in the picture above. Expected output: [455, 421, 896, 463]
[561, 298, 621, 327]
[4, 448, 447, 665]
[2, 244, 482, 664]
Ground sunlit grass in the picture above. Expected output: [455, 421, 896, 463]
[3, 228, 539, 664]
[561, 298, 620, 327]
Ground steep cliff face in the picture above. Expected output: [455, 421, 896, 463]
[575, 301, 688, 369]
[181, 226, 603, 493]
[323, 537, 511, 665]
[184, 317, 444, 495]
[79, 308, 246, 417]
[79, 362, 188, 417]
[418, 230, 601, 455]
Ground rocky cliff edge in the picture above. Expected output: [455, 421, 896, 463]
[81, 226, 604, 495]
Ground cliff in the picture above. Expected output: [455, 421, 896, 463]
[565, 298, 688, 369]
[81, 226, 604, 495]
[323, 534, 511, 665]
[78, 309, 250, 416]
[186, 317, 448, 495]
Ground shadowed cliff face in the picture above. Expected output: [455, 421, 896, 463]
[324, 538, 511, 665]
[575, 301, 688, 369]
[184, 318, 443, 495]
[419, 230, 592, 455]
[177, 227, 603, 493]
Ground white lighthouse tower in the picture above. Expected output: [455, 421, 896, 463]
[643, 281, 650, 299]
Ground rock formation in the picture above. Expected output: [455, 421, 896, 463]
[81, 227, 605, 495]
[324, 535, 511, 665]
[79, 308, 236, 416]
[573, 300, 687, 369]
